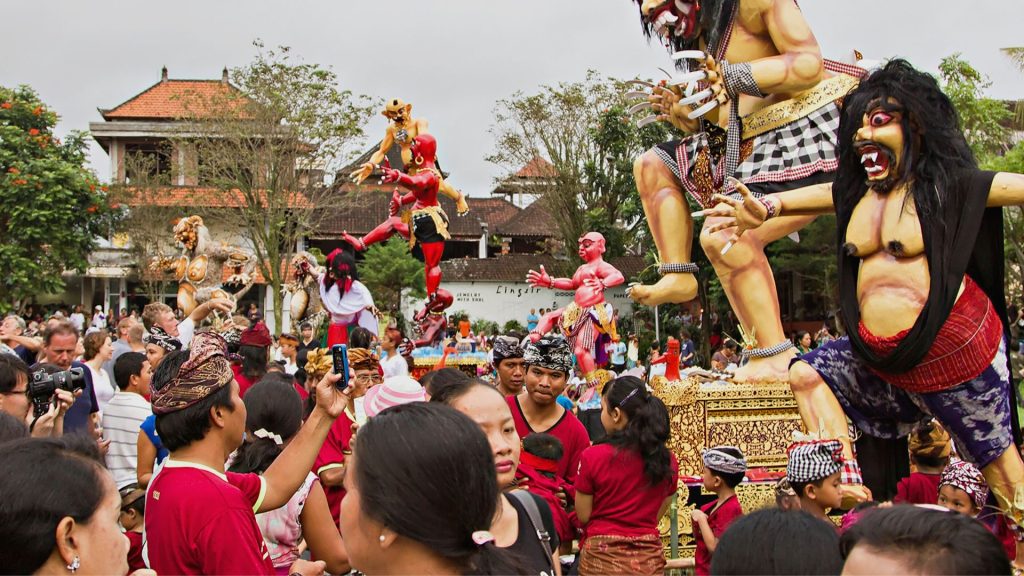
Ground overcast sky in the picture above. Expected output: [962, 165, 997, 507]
[3, 1, 1022, 196]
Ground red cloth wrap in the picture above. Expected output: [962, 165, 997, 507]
[520, 452, 559, 474]
[327, 323, 349, 348]
[857, 276, 1002, 393]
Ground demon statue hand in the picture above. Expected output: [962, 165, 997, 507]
[151, 215, 255, 316]
[348, 98, 469, 216]
[702, 60, 1024, 555]
[284, 251, 328, 332]
[342, 133, 455, 323]
[526, 232, 625, 385]
[624, 0, 862, 382]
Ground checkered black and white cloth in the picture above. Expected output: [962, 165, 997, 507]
[786, 439, 844, 484]
[653, 100, 842, 209]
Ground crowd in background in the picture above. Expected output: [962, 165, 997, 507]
[0, 299, 1016, 576]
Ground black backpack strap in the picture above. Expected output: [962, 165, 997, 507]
[509, 489, 555, 571]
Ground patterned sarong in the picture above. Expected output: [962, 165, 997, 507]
[578, 533, 665, 576]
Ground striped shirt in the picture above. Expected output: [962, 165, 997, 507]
[102, 391, 152, 489]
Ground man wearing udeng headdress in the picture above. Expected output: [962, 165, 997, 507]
[627, 0, 862, 382]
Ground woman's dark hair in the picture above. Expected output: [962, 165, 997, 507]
[421, 367, 471, 398]
[152, 349, 235, 452]
[601, 376, 672, 486]
[708, 446, 745, 488]
[0, 411, 28, 444]
[711, 508, 842, 574]
[0, 435, 106, 574]
[239, 343, 268, 382]
[840, 505, 1010, 575]
[429, 376, 498, 407]
[348, 327, 374, 349]
[229, 374, 303, 475]
[794, 331, 811, 345]
[354, 402, 524, 575]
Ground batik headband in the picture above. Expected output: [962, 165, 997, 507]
[348, 347, 380, 372]
[143, 326, 182, 352]
[151, 332, 234, 415]
[492, 335, 525, 365]
[703, 446, 748, 474]
[940, 458, 989, 510]
[523, 335, 573, 374]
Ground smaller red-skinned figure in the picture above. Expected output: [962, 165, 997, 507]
[651, 336, 682, 381]
[526, 232, 625, 382]
[341, 133, 452, 321]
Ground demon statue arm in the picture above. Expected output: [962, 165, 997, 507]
[525, 233, 623, 383]
[284, 251, 327, 332]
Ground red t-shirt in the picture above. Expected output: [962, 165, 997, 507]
[576, 443, 678, 540]
[313, 411, 355, 527]
[125, 530, 146, 572]
[894, 472, 942, 505]
[693, 495, 743, 576]
[144, 460, 273, 575]
[507, 395, 590, 485]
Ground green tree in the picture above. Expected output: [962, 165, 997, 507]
[0, 85, 117, 311]
[488, 71, 674, 257]
[940, 53, 1024, 303]
[358, 236, 425, 313]
[175, 41, 377, 333]
[939, 53, 1012, 162]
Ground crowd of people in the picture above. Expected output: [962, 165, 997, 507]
[0, 300, 1017, 576]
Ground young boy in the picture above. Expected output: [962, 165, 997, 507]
[939, 458, 1016, 560]
[119, 488, 147, 572]
[895, 420, 951, 504]
[787, 440, 843, 522]
[691, 446, 747, 576]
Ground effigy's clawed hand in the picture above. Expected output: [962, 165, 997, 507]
[693, 178, 769, 255]
[670, 51, 729, 120]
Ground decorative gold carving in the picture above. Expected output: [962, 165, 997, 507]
[655, 376, 801, 477]
[742, 74, 859, 139]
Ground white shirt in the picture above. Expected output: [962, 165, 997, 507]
[381, 353, 408, 379]
[102, 391, 152, 489]
[87, 364, 116, 412]
[69, 312, 85, 332]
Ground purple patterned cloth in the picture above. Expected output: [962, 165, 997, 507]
[796, 336, 1012, 469]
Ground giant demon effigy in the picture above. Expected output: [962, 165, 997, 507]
[703, 59, 1024, 560]
[625, 0, 862, 382]
[152, 215, 256, 316]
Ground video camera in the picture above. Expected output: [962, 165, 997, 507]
[29, 367, 85, 418]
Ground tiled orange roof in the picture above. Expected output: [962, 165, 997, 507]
[514, 156, 557, 178]
[122, 187, 310, 209]
[101, 78, 243, 120]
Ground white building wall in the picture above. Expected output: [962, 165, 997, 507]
[402, 280, 634, 327]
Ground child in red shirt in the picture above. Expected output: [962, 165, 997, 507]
[691, 446, 747, 576]
[576, 376, 678, 576]
[894, 420, 951, 505]
[119, 488, 147, 572]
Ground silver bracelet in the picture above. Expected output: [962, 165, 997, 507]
[658, 263, 699, 275]
[740, 340, 795, 359]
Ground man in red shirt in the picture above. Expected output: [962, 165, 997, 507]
[144, 332, 347, 575]
[506, 335, 590, 485]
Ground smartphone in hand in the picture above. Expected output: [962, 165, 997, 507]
[331, 344, 350, 391]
